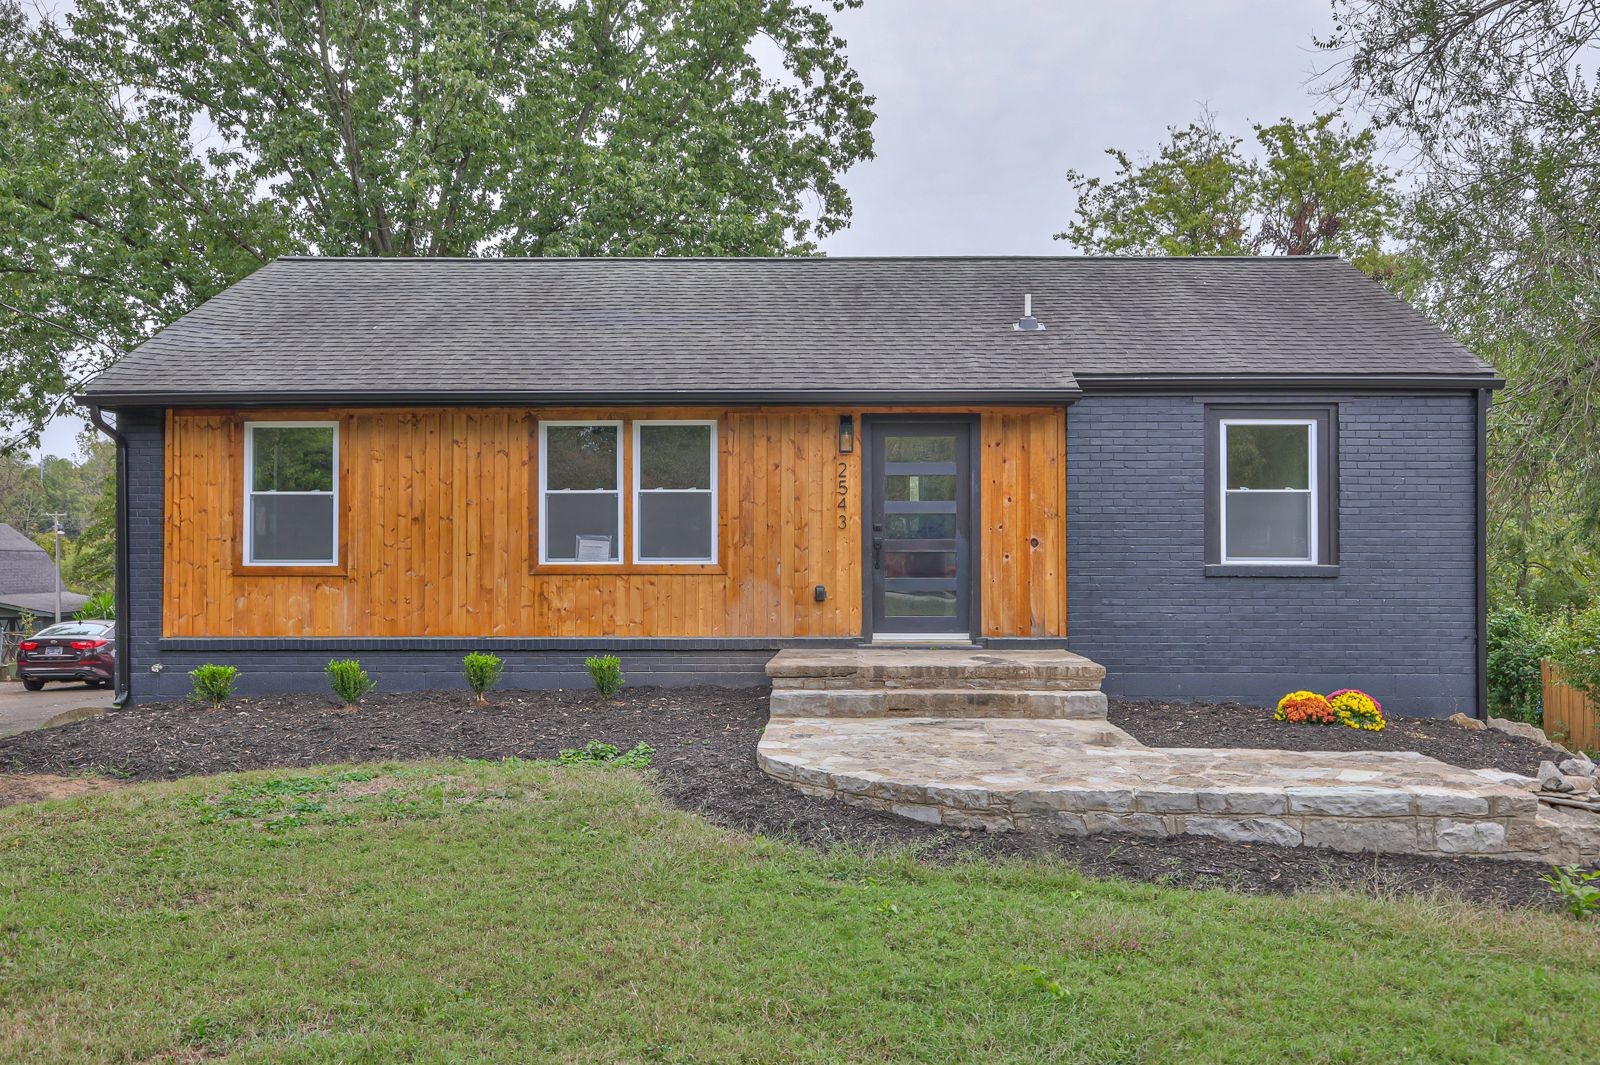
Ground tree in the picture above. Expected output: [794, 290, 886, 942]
[1322, 1, 1600, 609]
[1055, 111, 1397, 265]
[1055, 115, 1254, 256]
[0, 0, 876, 447]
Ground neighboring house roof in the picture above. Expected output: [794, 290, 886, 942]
[0, 591, 89, 617]
[0, 523, 60, 594]
[0, 524, 85, 616]
[79, 256, 1499, 407]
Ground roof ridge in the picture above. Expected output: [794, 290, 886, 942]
[272, 254, 1348, 264]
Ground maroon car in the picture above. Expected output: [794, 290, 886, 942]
[16, 620, 117, 690]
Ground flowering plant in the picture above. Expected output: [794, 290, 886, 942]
[1275, 690, 1335, 725]
[1328, 688, 1385, 731]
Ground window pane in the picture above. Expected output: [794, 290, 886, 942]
[885, 474, 955, 502]
[884, 589, 958, 617]
[544, 493, 620, 561]
[885, 514, 956, 539]
[1226, 424, 1310, 490]
[545, 425, 618, 491]
[251, 495, 335, 562]
[639, 424, 712, 490]
[885, 551, 957, 578]
[252, 426, 334, 492]
[886, 435, 955, 463]
[1225, 491, 1311, 560]
[639, 493, 713, 560]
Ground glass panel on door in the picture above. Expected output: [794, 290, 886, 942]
[868, 422, 972, 634]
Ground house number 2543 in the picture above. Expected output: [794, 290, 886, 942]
[835, 461, 849, 529]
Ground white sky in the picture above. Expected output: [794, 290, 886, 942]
[33, 0, 1337, 460]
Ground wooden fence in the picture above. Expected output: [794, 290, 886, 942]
[1541, 659, 1600, 753]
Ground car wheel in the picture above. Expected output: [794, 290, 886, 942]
[22, 679, 44, 691]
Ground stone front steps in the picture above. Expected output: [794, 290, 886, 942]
[757, 716, 1600, 866]
[766, 648, 1108, 720]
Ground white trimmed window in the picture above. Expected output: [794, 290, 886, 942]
[244, 422, 339, 565]
[1219, 418, 1317, 563]
[633, 420, 717, 563]
[539, 422, 623, 563]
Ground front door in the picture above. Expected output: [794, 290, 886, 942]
[865, 418, 975, 637]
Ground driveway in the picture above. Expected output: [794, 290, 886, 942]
[0, 682, 114, 739]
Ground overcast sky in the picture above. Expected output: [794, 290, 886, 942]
[36, 0, 1338, 459]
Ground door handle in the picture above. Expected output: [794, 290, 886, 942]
[872, 536, 883, 570]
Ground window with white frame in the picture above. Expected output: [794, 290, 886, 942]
[1219, 418, 1317, 563]
[539, 422, 623, 563]
[244, 422, 339, 565]
[633, 421, 717, 563]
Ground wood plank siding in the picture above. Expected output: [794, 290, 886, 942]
[163, 406, 1067, 639]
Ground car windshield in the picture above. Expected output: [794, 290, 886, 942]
[33, 623, 110, 638]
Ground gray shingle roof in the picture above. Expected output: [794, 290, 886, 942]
[80, 256, 1497, 406]
[0, 523, 63, 596]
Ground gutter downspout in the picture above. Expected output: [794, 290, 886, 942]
[84, 404, 131, 708]
[1475, 388, 1491, 721]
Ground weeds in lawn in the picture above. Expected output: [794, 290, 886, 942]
[555, 741, 654, 768]
[1540, 865, 1600, 920]
[1017, 965, 1071, 1001]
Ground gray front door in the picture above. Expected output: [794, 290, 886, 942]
[865, 418, 975, 636]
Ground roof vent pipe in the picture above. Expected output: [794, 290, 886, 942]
[1013, 293, 1044, 332]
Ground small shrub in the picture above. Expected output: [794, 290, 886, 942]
[1540, 865, 1600, 921]
[1328, 688, 1386, 732]
[189, 664, 239, 709]
[462, 652, 503, 705]
[585, 654, 626, 698]
[1486, 605, 1556, 722]
[1274, 690, 1335, 725]
[73, 591, 115, 621]
[555, 740, 654, 768]
[325, 659, 376, 708]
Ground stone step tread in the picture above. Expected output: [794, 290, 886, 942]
[769, 688, 1109, 720]
[766, 648, 1106, 686]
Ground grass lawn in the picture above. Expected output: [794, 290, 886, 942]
[0, 760, 1594, 1063]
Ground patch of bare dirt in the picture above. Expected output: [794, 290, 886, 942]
[0, 772, 125, 807]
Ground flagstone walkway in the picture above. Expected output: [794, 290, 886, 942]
[758, 715, 1600, 865]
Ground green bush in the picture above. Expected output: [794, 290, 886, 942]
[189, 664, 239, 709]
[1552, 602, 1600, 707]
[1486, 605, 1556, 722]
[555, 741, 653, 768]
[73, 591, 115, 621]
[1541, 865, 1600, 921]
[325, 659, 376, 708]
[463, 652, 504, 705]
[585, 654, 625, 698]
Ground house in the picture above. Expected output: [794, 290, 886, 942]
[78, 256, 1501, 715]
[0, 523, 87, 632]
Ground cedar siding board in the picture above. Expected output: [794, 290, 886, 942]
[161, 406, 1067, 643]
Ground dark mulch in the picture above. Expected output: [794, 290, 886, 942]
[0, 687, 1574, 908]
[1109, 699, 1569, 777]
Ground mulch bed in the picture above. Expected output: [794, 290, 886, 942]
[1109, 698, 1570, 777]
[0, 687, 1577, 908]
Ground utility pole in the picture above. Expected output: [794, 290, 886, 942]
[46, 512, 65, 624]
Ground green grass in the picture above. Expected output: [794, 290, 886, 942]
[0, 760, 1594, 1063]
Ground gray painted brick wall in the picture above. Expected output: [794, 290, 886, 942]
[1066, 393, 1479, 716]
